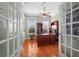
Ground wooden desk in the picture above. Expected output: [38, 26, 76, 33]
[36, 33, 57, 46]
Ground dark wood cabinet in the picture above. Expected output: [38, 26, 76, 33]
[51, 21, 59, 41]
[37, 23, 43, 34]
[36, 21, 59, 46]
[36, 34, 57, 46]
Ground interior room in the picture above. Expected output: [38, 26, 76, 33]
[0, 2, 79, 57]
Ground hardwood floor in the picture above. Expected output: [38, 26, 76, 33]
[20, 39, 59, 57]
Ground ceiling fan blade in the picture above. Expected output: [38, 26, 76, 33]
[40, 12, 50, 15]
[40, 13, 43, 14]
[45, 12, 50, 14]
[47, 12, 50, 14]
[40, 12, 45, 15]
[45, 14, 51, 17]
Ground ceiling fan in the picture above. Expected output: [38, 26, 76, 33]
[40, 7, 51, 17]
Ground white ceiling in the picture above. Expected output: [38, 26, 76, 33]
[23, 2, 61, 17]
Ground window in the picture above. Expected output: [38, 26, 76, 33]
[0, 3, 8, 17]
[61, 14, 66, 24]
[61, 35, 65, 44]
[9, 21, 14, 37]
[14, 9, 18, 23]
[0, 2, 23, 57]
[15, 38, 17, 50]
[72, 37, 79, 50]
[61, 45, 65, 54]
[14, 23, 17, 35]
[60, 2, 79, 57]
[61, 25, 66, 34]
[28, 18, 36, 34]
[72, 2, 79, 9]
[66, 47, 71, 57]
[0, 42, 7, 57]
[66, 36, 71, 46]
[72, 23, 79, 36]
[73, 9, 79, 22]
[9, 39, 14, 56]
[66, 13, 71, 23]
[0, 17, 7, 41]
[72, 49, 79, 57]
[66, 25, 71, 35]
[42, 19, 49, 33]
[66, 2, 71, 12]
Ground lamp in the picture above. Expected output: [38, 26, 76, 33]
[52, 25, 57, 30]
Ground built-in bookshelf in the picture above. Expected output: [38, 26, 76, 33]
[60, 2, 79, 57]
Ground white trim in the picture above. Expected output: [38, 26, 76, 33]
[0, 15, 8, 20]
[7, 3, 9, 57]
[12, 34, 25, 57]
[66, 23, 71, 25]
[13, 4, 15, 53]
[72, 48, 79, 52]
[0, 13, 18, 25]
[42, 18, 49, 34]
[72, 35, 79, 38]
[11, 42, 23, 57]
[66, 11, 71, 14]
[70, 2, 73, 57]
[60, 53, 67, 57]
[72, 6, 79, 12]
[63, 45, 79, 52]
[9, 2, 18, 10]
[64, 3, 66, 56]
[72, 21, 79, 24]
[9, 35, 18, 40]
[27, 17, 29, 35]
[35, 18, 37, 35]
[0, 39, 8, 44]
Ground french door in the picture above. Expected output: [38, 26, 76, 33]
[0, 2, 25, 57]
[59, 2, 79, 57]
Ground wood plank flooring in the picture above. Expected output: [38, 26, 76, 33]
[20, 39, 58, 57]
